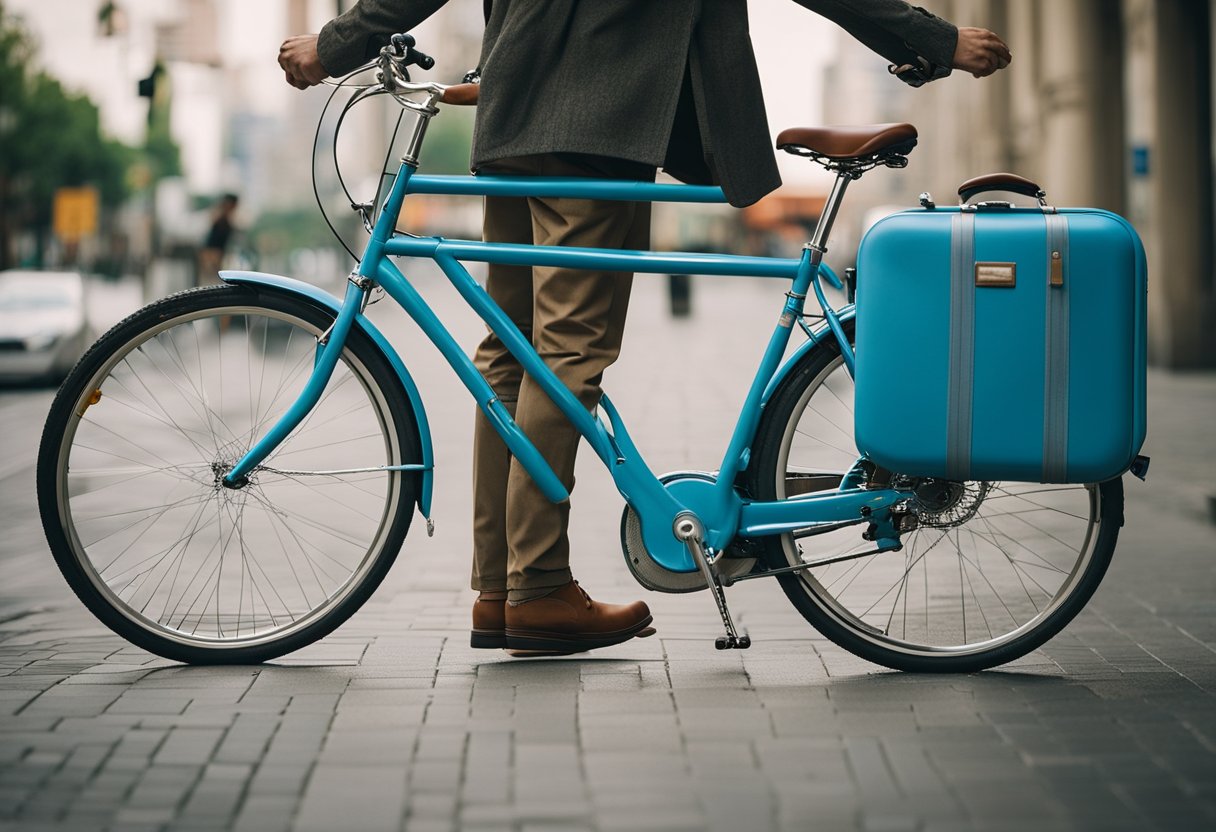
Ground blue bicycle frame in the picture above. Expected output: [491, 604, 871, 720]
[223, 161, 905, 574]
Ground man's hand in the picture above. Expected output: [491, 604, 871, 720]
[952, 27, 1012, 78]
[279, 34, 327, 89]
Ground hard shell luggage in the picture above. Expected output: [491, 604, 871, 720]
[852, 175, 1147, 484]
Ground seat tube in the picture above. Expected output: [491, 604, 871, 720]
[712, 250, 814, 500]
[803, 172, 856, 375]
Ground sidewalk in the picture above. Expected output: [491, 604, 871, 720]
[1, 267, 1213, 831]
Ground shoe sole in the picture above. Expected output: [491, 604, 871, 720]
[505, 627, 656, 658]
[470, 629, 507, 649]
[504, 615, 655, 653]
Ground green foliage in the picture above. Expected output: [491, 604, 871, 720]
[0, 3, 161, 265]
[3, 71, 132, 220]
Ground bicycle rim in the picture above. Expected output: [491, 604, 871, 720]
[770, 353, 1105, 660]
[47, 296, 407, 653]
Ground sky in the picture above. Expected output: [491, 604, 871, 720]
[9, 0, 841, 193]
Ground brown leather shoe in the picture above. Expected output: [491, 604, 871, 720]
[505, 581, 654, 654]
[470, 596, 507, 649]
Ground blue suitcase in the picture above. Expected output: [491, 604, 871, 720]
[853, 176, 1147, 484]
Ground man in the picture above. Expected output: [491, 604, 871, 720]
[197, 193, 239, 286]
[279, 1, 1010, 656]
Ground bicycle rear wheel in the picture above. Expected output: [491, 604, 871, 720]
[37, 285, 420, 664]
[747, 333, 1123, 673]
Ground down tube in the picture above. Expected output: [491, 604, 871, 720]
[430, 254, 614, 460]
[372, 258, 571, 504]
[427, 253, 691, 529]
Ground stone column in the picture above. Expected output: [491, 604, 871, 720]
[1004, 1, 1043, 180]
[1126, 0, 1216, 367]
[1037, 0, 1126, 211]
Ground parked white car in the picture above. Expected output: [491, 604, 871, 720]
[0, 270, 92, 383]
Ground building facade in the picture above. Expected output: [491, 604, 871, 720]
[824, 0, 1215, 368]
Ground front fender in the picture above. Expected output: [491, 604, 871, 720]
[220, 270, 434, 520]
[761, 304, 855, 406]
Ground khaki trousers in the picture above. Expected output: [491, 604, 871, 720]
[470, 154, 654, 601]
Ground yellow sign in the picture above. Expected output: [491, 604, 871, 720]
[53, 187, 99, 241]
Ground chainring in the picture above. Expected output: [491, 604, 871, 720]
[618, 472, 755, 593]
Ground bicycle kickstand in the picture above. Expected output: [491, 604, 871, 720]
[674, 513, 750, 650]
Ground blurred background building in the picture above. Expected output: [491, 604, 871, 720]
[828, 0, 1215, 369]
[1, 0, 1212, 367]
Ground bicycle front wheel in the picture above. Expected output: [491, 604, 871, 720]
[37, 285, 421, 664]
[747, 333, 1123, 673]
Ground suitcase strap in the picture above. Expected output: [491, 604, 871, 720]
[946, 213, 976, 480]
[1043, 214, 1070, 482]
[947, 213, 1071, 482]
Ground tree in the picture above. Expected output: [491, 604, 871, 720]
[0, 4, 141, 268]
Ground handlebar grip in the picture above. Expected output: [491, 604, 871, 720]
[441, 83, 480, 106]
[387, 32, 433, 69]
[409, 48, 435, 70]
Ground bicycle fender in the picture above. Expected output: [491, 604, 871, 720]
[760, 305, 855, 406]
[219, 270, 434, 521]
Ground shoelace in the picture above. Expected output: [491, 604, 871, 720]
[573, 581, 593, 609]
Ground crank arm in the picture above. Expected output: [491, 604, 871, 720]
[674, 513, 750, 650]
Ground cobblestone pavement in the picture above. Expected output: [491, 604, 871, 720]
[1, 269, 1214, 831]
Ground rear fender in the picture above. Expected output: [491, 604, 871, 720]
[220, 270, 434, 520]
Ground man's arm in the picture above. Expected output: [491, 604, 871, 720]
[794, 0, 1010, 79]
[279, 0, 448, 89]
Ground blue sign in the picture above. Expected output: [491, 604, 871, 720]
[1132, 146, 1150, 177]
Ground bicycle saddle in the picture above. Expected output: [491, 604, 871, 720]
[776, 123, 918, 161]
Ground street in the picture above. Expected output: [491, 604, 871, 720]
[1, 266, 1215, 832]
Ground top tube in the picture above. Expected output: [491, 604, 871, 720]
[405, 174, 729, 204]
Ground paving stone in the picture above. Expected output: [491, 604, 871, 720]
[0, 282, 1213, 831]
[294, 764, 408, 832]
[151, 727, 224, 766]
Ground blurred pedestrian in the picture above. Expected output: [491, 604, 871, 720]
[197, 193, 239, 287]
[278, 1, 1011, 656]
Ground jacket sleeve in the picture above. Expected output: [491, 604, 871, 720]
[793, 0, 959, 72]
[317, 0, 450, 77]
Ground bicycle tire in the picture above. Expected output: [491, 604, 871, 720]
[746, 329, 1123, 673]
[37, 284, 421, 664]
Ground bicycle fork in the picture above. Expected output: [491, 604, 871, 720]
[222, 277, 370, 487]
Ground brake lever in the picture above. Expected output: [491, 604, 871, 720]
[377, 49, 407, 92]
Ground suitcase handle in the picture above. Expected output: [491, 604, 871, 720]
[958, 173, 1046, 204]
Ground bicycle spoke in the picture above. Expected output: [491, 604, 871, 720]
[52, 298, 404, 651]
[770, 351, 1105, 662]
[792, 427, 856, 459]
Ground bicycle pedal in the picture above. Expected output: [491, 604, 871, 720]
[714, 632, 751, 650]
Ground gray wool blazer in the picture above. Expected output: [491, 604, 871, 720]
[318, 1, 957, 207]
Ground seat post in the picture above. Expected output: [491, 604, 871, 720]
[808, 171, 853, 257]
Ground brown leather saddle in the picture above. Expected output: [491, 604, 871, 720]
[776, 123, 918, 171]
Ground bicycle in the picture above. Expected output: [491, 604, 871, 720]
[37, 36, 1124, 672]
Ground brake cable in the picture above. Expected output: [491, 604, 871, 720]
[310, 36, 435, 262]
[312, 64, 375, 262]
